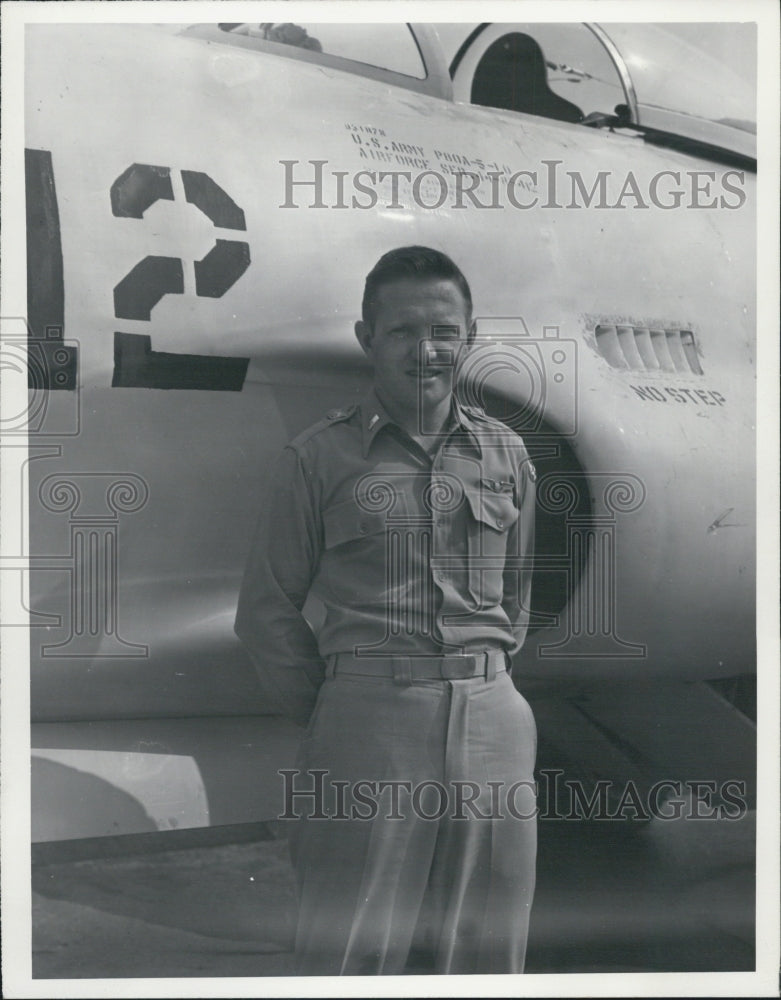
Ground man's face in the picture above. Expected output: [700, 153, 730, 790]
[355, 278, 473, 419]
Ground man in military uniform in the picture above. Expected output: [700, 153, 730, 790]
[235, 246, 537, 976]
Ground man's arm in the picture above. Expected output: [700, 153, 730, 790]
[234, 445, 326, 726]
[501, 452, 536, 655]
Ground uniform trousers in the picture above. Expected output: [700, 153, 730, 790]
[287, 666, 537, 976]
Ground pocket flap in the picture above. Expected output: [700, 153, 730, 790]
[323, 496, 388, 549]
[464, 487, 519, 532]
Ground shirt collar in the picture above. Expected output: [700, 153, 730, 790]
[359, 389, 394, 458]
[451, 397, 485, 456]
[360, 389, 483, 458]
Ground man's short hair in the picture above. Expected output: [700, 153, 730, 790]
[361, 246, 474, 335]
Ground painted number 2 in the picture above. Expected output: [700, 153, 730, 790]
[111, 163, 250, 391]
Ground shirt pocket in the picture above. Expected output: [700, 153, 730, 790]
[462, 487, 519, 607]
[321, 495, 390, 604]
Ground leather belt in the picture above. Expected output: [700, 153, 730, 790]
[325, 650, 507, 684]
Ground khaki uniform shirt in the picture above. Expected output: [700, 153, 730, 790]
[235, 390, 536, 725]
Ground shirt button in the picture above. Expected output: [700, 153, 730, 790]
[496, 518, 504, 529]
[359, 522, 368, 534]
[436, 571, 446, 582]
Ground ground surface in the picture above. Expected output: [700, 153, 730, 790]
[32, 813, 755, 979]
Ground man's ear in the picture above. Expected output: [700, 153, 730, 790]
[355, 320, 373, 356]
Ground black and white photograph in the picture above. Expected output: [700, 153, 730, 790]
[1, 1, 778, 996]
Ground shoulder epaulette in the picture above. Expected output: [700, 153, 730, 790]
[463, 404, 510, 430]
[462, 404, 529, 451]
[288, 404, 358, 449]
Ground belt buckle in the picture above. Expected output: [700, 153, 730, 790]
[440, 656, 476, 680]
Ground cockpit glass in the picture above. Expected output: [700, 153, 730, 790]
[223, 23, 427, 80]
[451, 22, 756, 158]
[602, 23, 756, 134]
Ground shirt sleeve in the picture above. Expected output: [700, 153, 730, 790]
[234, 444, 326, 726]
[501, 451, 536, 657]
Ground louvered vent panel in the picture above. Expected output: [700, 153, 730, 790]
[595, 325, 702, 374]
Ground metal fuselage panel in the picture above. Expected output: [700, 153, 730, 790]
[24, 24, 755, 721]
